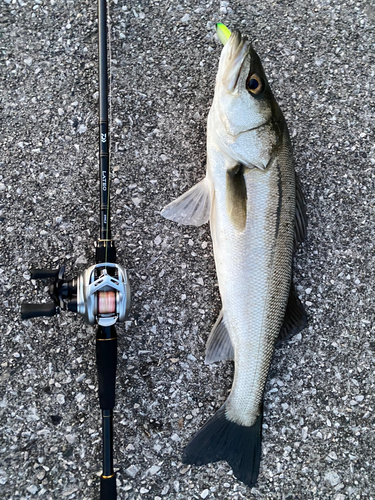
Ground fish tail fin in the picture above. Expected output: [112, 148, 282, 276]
[182, 405, 262, 488]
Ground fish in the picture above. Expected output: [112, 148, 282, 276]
[161, 24, 307, 488]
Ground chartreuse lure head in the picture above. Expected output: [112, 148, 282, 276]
[216, 23, 232, 45]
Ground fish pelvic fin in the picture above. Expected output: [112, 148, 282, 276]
[278, 279, 307, 342]
[161, 177, 211, 227]
[226, 164, 247, 232]
[183, 405, 263, 488]
[205, 310, 234, 364]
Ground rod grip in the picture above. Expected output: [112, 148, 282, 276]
[100, 474, 116, 500]
[96, 326, 117, 410]
[30, 269, 59, 279]
[21, 302, 57, 319]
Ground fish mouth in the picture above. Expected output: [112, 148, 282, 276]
[222, 31, 250, 92]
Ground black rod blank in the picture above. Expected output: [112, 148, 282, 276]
[98, 0, 111, 241]
[96, 325, 117, 499]
[97, 0, 117, 497]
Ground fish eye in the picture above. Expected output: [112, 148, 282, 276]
[246, 73, 263, 96]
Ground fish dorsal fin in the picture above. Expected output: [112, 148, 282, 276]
[226, 164, 247, 232]
[278, 280, 307, 342]
[161, 177, 211, 227]
[294, 172, 307, 248]
[205, 310, 234, 364]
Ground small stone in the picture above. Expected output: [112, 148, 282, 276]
[140, 488, 149, 494]
[77, 124, 87, 134]
[154, 235, 162, 245]
[146, 465, 161, 476]
[36, 469, 45, 480]
[161, 485, 169, 495]
[180, 14, 190, 23]
[75, 393, 85, 403]
[325, 471, 340, 486]
[27, 485, 38, 494]
[65, 434, 76, 444]
[125, 465, 139, 478]
[302, 427, 308, 440]
[0, 468, 7, 485]
[0, 183, 6, 191]
[201, 489, 210, 499]
[132, 197, 142, 206]
[305, 288, 312, 294]
[24, 56, 33, 66]
[75, 255, 87, 265]
[171, 433, 180, 442]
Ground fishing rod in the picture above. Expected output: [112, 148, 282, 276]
[21, 0, 130, 498]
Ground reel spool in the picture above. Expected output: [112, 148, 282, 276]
[76, 263, 131, 326]
[98, 291, 116, 314]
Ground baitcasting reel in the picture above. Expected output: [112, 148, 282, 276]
[21, 261, 131, 326]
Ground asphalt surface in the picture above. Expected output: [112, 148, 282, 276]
[1, 0, 375, 499]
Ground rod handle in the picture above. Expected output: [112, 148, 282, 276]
[30, 268, 60, 279]
[100, 473, 116, 500]
[21, 302, 57, 320]
[96, 326, 117, 410]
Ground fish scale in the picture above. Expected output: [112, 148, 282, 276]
[161, 26, 307, 488]
[211, 147, 295, 427]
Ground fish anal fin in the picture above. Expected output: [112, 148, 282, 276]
[278, 280, 307, 342]
[294, 172, 307, 248]
[226, 164, 247, 232]
[161, 177, 211, 227]
[183, 405, 262, 488]
[205, 310, 234, 364]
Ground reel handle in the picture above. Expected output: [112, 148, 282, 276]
[21, 302, 57, 319]
[30, 268, 60, 279]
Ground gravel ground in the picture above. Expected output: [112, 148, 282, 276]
[1, 0, 375, 499]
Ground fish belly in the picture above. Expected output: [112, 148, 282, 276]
[210, 156, 295, 427]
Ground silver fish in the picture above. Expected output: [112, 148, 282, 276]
[161, 28, 307, 487]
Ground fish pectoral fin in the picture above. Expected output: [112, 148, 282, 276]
[294, 172, 308, 248]
[205, 310, 234, 364]
[226, 164, 247, 231]
[278, 279, 308, 342]
[160, 177, 211, 226]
